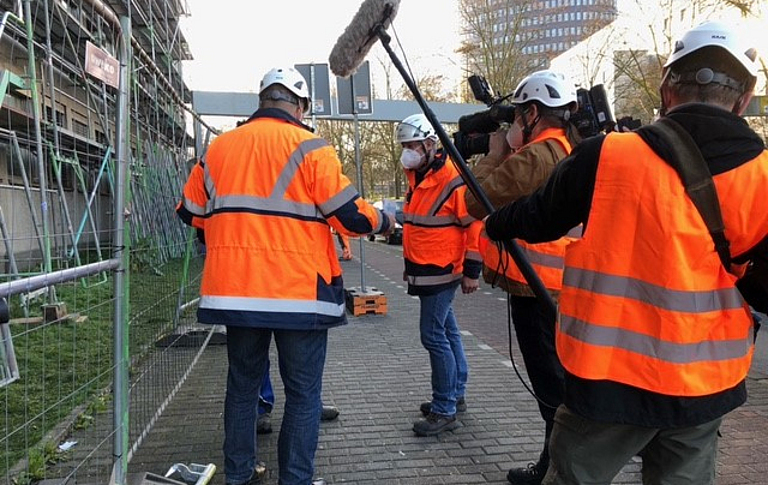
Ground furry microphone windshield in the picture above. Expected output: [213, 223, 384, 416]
[329, 0, 400, 78]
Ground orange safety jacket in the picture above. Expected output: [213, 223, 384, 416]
[558, 132, 767, 397]
[482, 129, 578, 292]
[403, 151, 483, 295]
[176, 109, 386, 329]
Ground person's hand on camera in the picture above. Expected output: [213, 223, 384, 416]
[488, 129, 512, 159]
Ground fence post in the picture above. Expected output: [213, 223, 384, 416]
[111, 15, 132, 485]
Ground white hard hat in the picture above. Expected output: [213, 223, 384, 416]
[259, 67, 311, 110]
[395, 114, 437, 144]
[663, 21, 758, 78]
[512, 70, 577, 108]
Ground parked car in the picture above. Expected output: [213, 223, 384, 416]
[370, 198, 403, 245]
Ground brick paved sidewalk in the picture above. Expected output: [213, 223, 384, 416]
[126, 240, 768, 485]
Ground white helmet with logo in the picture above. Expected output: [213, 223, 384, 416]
[259, 67, 311, 111]
[512, 70, 577, 108]
[663, 21, 758, 79]
[395, 114, 438, 144]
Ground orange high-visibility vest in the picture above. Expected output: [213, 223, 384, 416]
[403, 154, 482, 291]
[558, 132, 768, 396]
[178, 114, 384, 328]
[482, 128, 578, 291]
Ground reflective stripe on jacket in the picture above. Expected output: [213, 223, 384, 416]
[403, 152, 482, 295]
[558, 131, 767, 397]
[177, 109, 384, 329]
[483, 129, 576, 293]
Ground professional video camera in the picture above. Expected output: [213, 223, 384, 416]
[570, 84, 617, 139]
[454, 75, 626, 159]
[453, 75, 516, 159]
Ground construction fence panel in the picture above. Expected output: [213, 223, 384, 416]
[0, 1, 216, 484]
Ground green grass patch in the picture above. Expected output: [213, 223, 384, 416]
[0, 253, 203, 479]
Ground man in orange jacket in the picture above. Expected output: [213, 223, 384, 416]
[484, 22, 767, 485]
[396, 114, 483, 437]
[177, 66, 393, 485]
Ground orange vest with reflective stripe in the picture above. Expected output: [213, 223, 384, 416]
[179, 115, 383, 329]
[482, 129, 577, 291]
[558, 132, 767, 397]
[403, 155, 482, 291]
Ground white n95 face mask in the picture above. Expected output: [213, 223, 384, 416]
[400, 148, 425, 170]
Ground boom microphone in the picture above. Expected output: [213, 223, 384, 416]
[329, 0, 400, 77]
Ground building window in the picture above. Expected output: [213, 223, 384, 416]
[45, 106, 66, 129]
[72, 119, 89, 138]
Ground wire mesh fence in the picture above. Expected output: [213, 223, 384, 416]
[0, 1, 215, 484]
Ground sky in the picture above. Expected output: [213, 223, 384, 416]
[180, 0, 464, 96]
[179, 0, 768, 125]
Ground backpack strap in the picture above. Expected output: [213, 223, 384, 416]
[638, 117, 732, 267]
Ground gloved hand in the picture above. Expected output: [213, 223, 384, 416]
[380, 212, 396, 237]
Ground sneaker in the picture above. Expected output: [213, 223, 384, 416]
[312, 480, 326, 485]
[256, 413, 272, 434]
[420, 397, 467, 416]
[506, 462, 546, 485]
[413, 412, 460, 437]
[321, 405, 340, 421]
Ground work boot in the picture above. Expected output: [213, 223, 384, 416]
[321, 405, 340, 421]
[231, 462, 266, 485]
[506, 461, 546, 485]
[420, 397, 467, 416]
[413, 412, 460, 437]
[256, 412, 272, 434]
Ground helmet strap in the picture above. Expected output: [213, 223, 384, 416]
[520, 108, 539, 145]
[261, 90, 308, 114]
[669, 68, 745, 91]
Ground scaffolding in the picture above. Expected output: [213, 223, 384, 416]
[0, 1, 217, 484]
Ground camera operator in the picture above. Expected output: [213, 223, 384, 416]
[464, 70, 581, 485]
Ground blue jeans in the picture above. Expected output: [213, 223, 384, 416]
[418, 287, 468, 416]
[224, 326, 327, 485]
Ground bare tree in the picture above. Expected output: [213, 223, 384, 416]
[458, 0, 535, 97]
[606, 0, 764, 123]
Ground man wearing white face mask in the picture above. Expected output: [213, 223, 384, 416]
[395, 113, 483, 437]
[464, 70, 581, 485]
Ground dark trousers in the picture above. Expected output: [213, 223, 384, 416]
[509, 295, 565, 463]
[544, 405, 721, 485]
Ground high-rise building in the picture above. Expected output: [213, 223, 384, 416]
[462, 0, 618, 78]
[520, 0, 617, 67]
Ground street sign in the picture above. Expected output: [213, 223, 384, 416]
[294, 63, 332, 117]
[336, 61, 372, 115]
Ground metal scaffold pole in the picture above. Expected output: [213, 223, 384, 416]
[22, 0, 55, 302]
